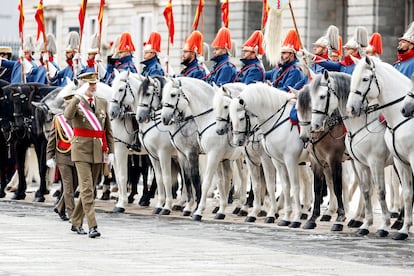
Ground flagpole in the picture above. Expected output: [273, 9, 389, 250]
[18, 0, 26, 84]
[166, 33, 170, 75]
[288, 0, 311, 79]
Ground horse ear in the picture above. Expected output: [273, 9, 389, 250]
[65, 76, 72, 85]
[238, 98, 244, 106]
[31, 101, 42, 109]
[323, 69, 329, 80]
[365, 55, 372, 66]
[73, 78, 78, 86]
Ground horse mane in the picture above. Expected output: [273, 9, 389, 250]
[240, 82, 295, 116]
[310, 72, 351, 111]
[296, 85, 311, 116]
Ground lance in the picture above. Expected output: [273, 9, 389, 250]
[288, 0, 311, 79]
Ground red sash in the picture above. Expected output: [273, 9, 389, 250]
[73, 128, 108, 152]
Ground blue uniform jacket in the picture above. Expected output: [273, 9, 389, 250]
[394, 57, 414, 78]
[50, 64, 74, 87]
[234, 58, 264, 84]
[179, 58, 206, 79]
[0, 59, 16, 83]
[205, 53, 236, 86]
[267, 59, 305, 92]
[105, 55, 138, 84]
[315, 55, 357, 75]
[141, 56, 164, 77]
[11, 60, 47, 84]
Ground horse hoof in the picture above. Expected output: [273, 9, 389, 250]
[347, 219, 356, 227]
[278, 220, 290, 227]
[356, 228, 369, 236]
[331, 224, 343, 232]
[172, 205, 183, 211]
[389, 212, 399, 219]
[392, 232, 409, 240]
[74, 191, 80, 198]
[289, 221, 301, 228]
[303, 221, 317, 229]
[237, 210, 248, 217]
[112, 207, 125, 213]
[52, 190, 61, 197]
[127, 196, 135, 204]
[245, 216, 256, 223]
[212, 206, 219, 214]
[375, 229, 389, 238]
[182, 210, 191, 217]
[192, 214, 202, 221]
[152, 208, 162, 214]
[33, 196, 45, 203]
[300, 213, 308, 220]
[12, 193, 26, 200]
[160, 209, 171, 215]
[215, 213, 225, 220]
[232, 207, 241, 215]
[257, 210, 267, 217]
[264, 217, 275, 223]
[320, 215, 332, 221]
[350, 220, 363, 228]
[100, 191, 110, 200]
[139, 200, 150, 207]
[391, 220, 403, 230]
[0, 191, 6, 198]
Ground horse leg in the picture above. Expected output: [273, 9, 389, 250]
[392, 160, 413, 240]
[128, 155, 139, 204]
[272, 160, 292, 226]
[159, 153, 173, 215]
[188, 151, 201, 210]
[330, 161, 345, 232]
[235, 159, 248, 216]
[12, 141, 28, 200]
[33, 137, 48, 202]
[112, 145, 129, 213]
[353, 163, 373, 236]
[299, 163, 313, 220]
[245, 161, 262, 222]
[371, 163, 391, 237]
[262, 154, 278, 222]
[192, 155, 220, 221]
[303, 165, 324, 229]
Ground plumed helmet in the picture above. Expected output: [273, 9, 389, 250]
[243, 30, 265, 55]
[118, 32, 136, 52]
[38, 33, 57, 54]
[65, 31, 80, 52]
[281, 29, 300, 53]
[88, 33, 99, 54]
[344, 26, 368, 49]
[23, 35, 36, 53]
[314, 25, 339, 51]
[366, 32, 383, 55]
[183, 30, 203, 55]
[211, 27, 232, 50]
[143, 32, 161, 53]
[110, 35, 121, 58]
[400, 22, 414, 44]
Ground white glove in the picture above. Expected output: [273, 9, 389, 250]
[47, 62, 58, 78]
[97, 62, 107, 80]
[108, 153, 114, 168]
[22, 58, 33, 75]
[42, 52, 49, 63]
[300, 48, 314, 60]
[73, 53, 81, 63]
[0, 57, 3, 67]
[94, 53, 103, 63]
[18, 48, 24, 59]
[46, 158, 56, 169]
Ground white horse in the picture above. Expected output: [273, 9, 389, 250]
[135, 75, 202, 215]
[161, 77, 246, 221]
[110, 71, 185, 215]
[228, 82, 306, 228]
[309, 71, 394, 237]
[213, 83, 284, 223]
[347, 56, 413, 240]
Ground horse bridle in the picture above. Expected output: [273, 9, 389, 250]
[111, 77, 136, 117]
[350, 62, 381, 114]
[138, 77, 162, 120]
[311, 79, 336, 118]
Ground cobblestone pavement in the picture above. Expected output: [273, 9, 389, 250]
[0, 182, 413, 276]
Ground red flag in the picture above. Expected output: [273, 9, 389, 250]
[221, 0, 229, 28]
[192, 0, 204, 30]
[18, 0, 25, 40]
[262, 0, 269, 28]
[163, 0, 175, 44]
[98, 0, 105, 36]
[35, 0, 45, 41]
[78, 0, 87, 35]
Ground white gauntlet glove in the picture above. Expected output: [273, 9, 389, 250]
[46, 158, 56, 169]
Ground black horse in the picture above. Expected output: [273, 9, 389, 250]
[0, 82, 58, 201]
